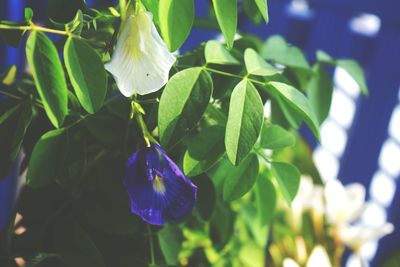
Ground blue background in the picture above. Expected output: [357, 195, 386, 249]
[1, 0, 399, 266]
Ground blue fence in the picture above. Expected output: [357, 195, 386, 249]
[1, 0, 399, 265]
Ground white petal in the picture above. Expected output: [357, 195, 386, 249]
[283, 258, 301, 267]
[325, 179, 365, 224]
[307, 246, 332, 267]
[338, 223, 394, 250]
[105, 10, 176, 96]
[344, 183, 366, 222]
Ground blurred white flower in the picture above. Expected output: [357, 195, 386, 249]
[324, 179, 365, 224]
[338, 223, 394, 252]
[105, 8, 176, 97]
[290, 176, 324, 232]
[283, 245, 332, 267]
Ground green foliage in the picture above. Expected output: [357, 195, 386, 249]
[225, 80, 263, 165]
[271, 161, 300, 204]
[205, 40, 240, 65]
[158, 67, 213, 147]
[223, 153, 259, 201]
[183, 125, 225, 177]
[64, 37, 107, 114]
[26, 129, 68, 188]
[212, 0, 237, 49]
[260, 122, 295, 149]
[159, 0, 194, 51]
[0, 1, 370, 266]
[26, 31, 68, 128]
[0, 102, 32, 179]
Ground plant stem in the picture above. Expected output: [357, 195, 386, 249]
[0, 24, 69, 36]
[147, 224, 156, 266]
[201, 66, 267, 86]
[0, 89, 44, 109]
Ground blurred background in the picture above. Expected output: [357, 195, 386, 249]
[1, 0, 399, 266]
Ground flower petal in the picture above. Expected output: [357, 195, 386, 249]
[123, 144, 197, 225]
[307, 246, 331, 267]
[105, 10, 176, 96]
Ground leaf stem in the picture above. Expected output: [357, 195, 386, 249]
[0, 89, 44, 109]
[201, 66, 266, 86]
[0, 24, 69, 36]
[147, 224, 156, 266]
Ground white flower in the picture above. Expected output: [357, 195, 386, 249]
[290, 176, 324, 232]
[338, 223, 394, 252]
[324, 179, 365, 224]
[283, 246, 332, 267]
[105, 8, 176, 96]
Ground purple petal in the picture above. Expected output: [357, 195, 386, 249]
[123, 144, 197, 225]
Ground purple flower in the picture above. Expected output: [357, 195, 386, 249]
[123, 143, 197, 225]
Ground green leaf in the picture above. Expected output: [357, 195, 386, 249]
[212, 0, 237, 49]
[158, 67, 213, 147]
[158, 225, 183, 265]
[1, 65, 17, 86]
[336, 59, 368, 95]
[65, 10, 84, 35]
[254, 0, 269, 24]
[193, 174, 216, 221]
[255, 171, 277, 225]
[205, 40, 240, 65]
[243, 0, 262, 25]
[159, 0, 194, 51]
[223, 153, 259, 201]
[262, 35, 309, 70]
[239, 242, 265, 267]
[54, 220, 106, 267]
[307, 63, 333, 125]
[64, 37, 107, 114]
[271, 161, 300, 205]
[142, 0, 160, 25]
[244, 48, 279, 76]
[24, 8, 34, 22]
[26, 129, 67, 188]
[183, 125, 225, 177]
[26, 31, 68, 128]
[260, 122, 295, 149]
[0, 103, 32, 179]
[225, 80, 264, 165]
[317, 50, 368, 95]
[267, 81, 320, 140]
[79, 156, 139, 235]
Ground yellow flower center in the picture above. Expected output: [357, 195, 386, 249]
[153, 175, 166, 194]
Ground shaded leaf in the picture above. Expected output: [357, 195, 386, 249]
[26, 31, 68, 128]
[64, 37, 107, 114]
[223, 153, 259, 201]
[271, 161, 300, 204]
[26, 129, 67, 188]
[158, 67, 213, 147]
[205, 40, 240, 65]
[193, 174, 216, 221]
[159, 0, 194, 51]
[244, 48, 279, 76]
[307, 63, 333, 125]
[262, 35, 309, 70]
[254, 0, 269, 24]
[255, 169, 276, 225]
[260, 122, 295, 149]
[225, 80, 263, 165]
[212, 0, 237, 49]
[183, 125, 225, 177]
[267, 81, 320, 140]
[0, 103, 32, 179]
